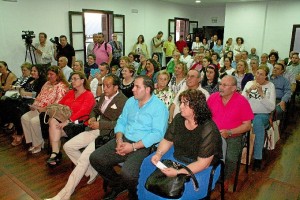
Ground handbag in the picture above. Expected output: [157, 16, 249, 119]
[95, 129, 115, 149]
[241, 129, 255, 165]
[63, 115, 89, 139]
[264, 120, 280, 150]
[44, 103, 72, 124]
[145, 159, 199, 199]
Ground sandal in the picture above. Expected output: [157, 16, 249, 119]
[11, 135, 24, 146]
[47, 152, 62, 166]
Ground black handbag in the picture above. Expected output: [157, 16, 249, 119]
[145, 159, 199, 199]
[95, 129, 115, 149]
[63, 115, 89, 139]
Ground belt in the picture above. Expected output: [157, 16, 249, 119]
[229, 133, 244, 138]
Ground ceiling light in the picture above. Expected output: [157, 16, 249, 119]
[195, 0, 201, 3]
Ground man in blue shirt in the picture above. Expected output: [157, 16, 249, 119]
[270, 63, 291, 120]
[90, 75, 169, 200]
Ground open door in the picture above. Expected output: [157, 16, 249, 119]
[113, 14, 125, 56]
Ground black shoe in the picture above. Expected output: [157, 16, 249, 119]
[102, 189, 126, 200]
[252, 159, 262, 171]
[46, 152, 62, 167]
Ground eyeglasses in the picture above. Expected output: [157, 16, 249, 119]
[219, 83, 234, 87]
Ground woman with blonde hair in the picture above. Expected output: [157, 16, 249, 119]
[154, 70, 175, 108]
[234, 60, 254, 92]
[168, 61, 187, 95]
[73, 60, 84, 73]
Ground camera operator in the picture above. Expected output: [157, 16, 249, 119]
[34, 32, 53, 69]
[54, 35, 75, 68]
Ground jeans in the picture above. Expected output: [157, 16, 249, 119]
[253, 113, 270, 160]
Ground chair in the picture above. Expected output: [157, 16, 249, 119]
[137, 146, 225, 200]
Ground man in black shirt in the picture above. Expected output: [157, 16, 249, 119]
[54, 35, 75, 68]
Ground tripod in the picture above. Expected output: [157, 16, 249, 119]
[25, 43, 37, 64]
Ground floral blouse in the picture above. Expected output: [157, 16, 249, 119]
[168, 76, 186, 95]
[33, 81, 68, 108]
[154, 87, 175, 108]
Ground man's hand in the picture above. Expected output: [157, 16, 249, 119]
[278, 101, 286, 111]
[88, 121, 99, 130]
[220, 129, 231, 138]
[116, 142, 133, 156]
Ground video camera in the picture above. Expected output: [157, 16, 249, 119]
[50, 36, 62, 49]
[21, 30, 35, 45]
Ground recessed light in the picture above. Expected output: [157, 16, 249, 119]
[195, 0, 201, 3]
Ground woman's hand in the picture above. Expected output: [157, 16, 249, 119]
[161, 167, 178, 177]
[151, 154, 161, 165]
[56, 120, 69, 129]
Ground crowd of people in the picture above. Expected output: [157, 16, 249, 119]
[0, 30, 298, 200]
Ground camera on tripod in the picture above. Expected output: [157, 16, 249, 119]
[50, 36, 62, 49]
[22, 30, 35, 46]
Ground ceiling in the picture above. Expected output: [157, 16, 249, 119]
[159, 0, 294, 7]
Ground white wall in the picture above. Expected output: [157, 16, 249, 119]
[0, 0, 226, 76]
[224, 1, 300, 60]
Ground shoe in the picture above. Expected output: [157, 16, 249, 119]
[87, 174, 98, 185]
[11, 135, 23, 146]
[31, 147, 42, 154]
[102, 189, 127, 200]
[4, 123, 15, 134]
[47, 152, 62, 166]
[28, 146, 35, 152]
[252, 159, 262, 171]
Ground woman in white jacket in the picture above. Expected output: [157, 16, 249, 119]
[242, 66, 276, 171]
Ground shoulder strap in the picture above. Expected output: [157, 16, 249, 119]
[104, 42, 109, 57]
[181, 165, 199, 191]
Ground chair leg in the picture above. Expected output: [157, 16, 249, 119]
[245, 131, 250, 173]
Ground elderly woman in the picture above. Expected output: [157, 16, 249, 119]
[242, 66, 276, 171]
[168, 61, 187, 95]
[0, 61, 17, 98]
[141, 59, 160, 83]
[234, 60, 254, 92]
[47, 71, 95, 166]
[120, 65, 135, 98]
[9, 65, 47, 146]
[154, 70, 175, 108]
[21, 66, 69, 154]
[138, 89, 222, 199]
[201, 64, 220, 94]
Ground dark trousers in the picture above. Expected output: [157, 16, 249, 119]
[225, 135, 243, 180]
[89, 138, 150, 200]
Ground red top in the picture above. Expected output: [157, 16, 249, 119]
[176, 40, 187, 54]
[59, 90, 96, 123]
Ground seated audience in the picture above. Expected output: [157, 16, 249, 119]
[142, 89, 222, 197]
[234, 60, 254, 92]
[208, 75, 253, 188]
[72, 60, 84, 73]
[136, 53, 147, 75]
[190, 53, 204, 71]
[169, 70, 210, 123]
[248, 48, 259, 61]
[116, 56, 130, 78]
[47, 72, 95, 166]
[58, 56, 73, 81]
[120, 65, 135, 98]
[111, 65, 118, 75]
[166, 51, 181, 74]
[212, 39, 223, 57]
[233, 37, 245, 56]
[21, 66, 69, 154]
[152, 52, 162, 69]
[0, 61, 17, 98]
[270, 63, 291, 121]
[89, 62, 110, 98]
[89, 75, 169, 200]
[45, 74, 127, 200]
[154, 70, 174, 107]
[242, 66, 276, 171]
[141, 59, 159, 83]
[168, 61, 187, 95]
[249, 58, 259, 75]
[220, 57, 235, 79]
[180, 47, 193, 69]
[128, 52, 139, 72]
[201, 64, 220, 94]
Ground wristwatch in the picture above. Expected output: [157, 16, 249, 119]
[132, 143, 137, 151]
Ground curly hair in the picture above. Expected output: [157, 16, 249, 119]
[178, 89, 212, 125]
